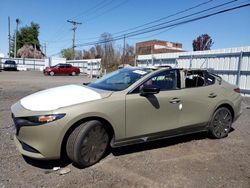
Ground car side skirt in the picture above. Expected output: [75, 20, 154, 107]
[111, 124, 208, 148]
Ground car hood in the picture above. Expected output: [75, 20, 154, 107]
[20, 84, 112, 111]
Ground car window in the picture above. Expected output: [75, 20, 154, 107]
[5, 61, 16, 65]
[65, 64, 72, 68]
[88, 68, 151, 91]
[59, 64, 65, 68]
[131, 69, 179, 93]
[185, 70, 205, 88]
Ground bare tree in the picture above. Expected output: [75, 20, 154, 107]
[99, 32, 115, 70]
[121, 43, 135, 65]
[89, 47, 96, 59]
[83, 50, 91, 59]
[192, 34, 213, 51]
[95, 44, 102, 58]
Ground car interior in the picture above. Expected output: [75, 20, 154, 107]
[185, 70, 205, 88]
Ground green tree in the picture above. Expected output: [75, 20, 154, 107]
[16, 22, 41, 54]
[61, 48, 74, 60]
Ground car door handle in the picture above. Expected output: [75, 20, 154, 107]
[208, 93, 217, 98]
[169, 98, 181, 104]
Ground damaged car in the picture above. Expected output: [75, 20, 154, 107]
[11, 66, 241, 167]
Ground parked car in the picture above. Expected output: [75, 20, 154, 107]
[43, 63, 80, 76]
[4, 60, 17, 71]
[11, 67, 241, 167]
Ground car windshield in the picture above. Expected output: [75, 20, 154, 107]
[5, 61, 16, 64]
[88, 68, 152, 91]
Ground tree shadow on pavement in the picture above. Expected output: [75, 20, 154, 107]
[111, 132, 208, 156]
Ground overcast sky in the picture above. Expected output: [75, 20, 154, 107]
[0, 0, 250, 57]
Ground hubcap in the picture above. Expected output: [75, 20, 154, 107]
[72, 72, 76, 76]
[80, 126, 108, 164]
[212, 109, 232, 138]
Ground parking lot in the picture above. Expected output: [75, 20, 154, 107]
[0, 71, 250, 188]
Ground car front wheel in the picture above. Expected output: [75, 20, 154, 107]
[209, 107, 233, 139]
[49, 71, 55, 76]
[66, 120, 109, 168]
[71, 71, 76, 76]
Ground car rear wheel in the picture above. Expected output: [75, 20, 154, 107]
[66, 120, 109, 168]
[209, 107, 232, 139]
[49, 71, 55, 76]
[71, 71, 76, 76]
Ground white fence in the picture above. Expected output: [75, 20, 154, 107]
[136, 46, 250, 95]
[66, 59, 101, 76]
[0, 57, 102, 76]
[0, 57, 47, 71]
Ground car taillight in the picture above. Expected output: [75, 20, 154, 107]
[234, 88, 240, 93]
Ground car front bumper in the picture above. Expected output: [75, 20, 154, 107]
[11, 102, 66, 159]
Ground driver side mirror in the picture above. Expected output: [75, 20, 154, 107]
[140, 85, 160, 96]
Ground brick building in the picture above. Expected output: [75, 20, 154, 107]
[136, 40, 184, 55]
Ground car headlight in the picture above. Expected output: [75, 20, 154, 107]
[13, 114, 66, 126]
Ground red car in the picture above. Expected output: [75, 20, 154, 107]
[43, 64, 80, 76]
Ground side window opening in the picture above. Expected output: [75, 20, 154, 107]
[131, 69, 179, 93]
[205, 72, 216, 85]
[185, 71, 205, 88]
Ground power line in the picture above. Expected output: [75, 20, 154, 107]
[72, 0, 217, 42]
[112, 0, 216, 35]
[75, 0, 240, 46]
[47, 0, 109, 41]
[121, 0, 239, 37]
[75, 3, 250, 48]
[85, 0, 129, 22]
[74, 0, 237, 42]
[48, 1, 248, 56]
[45, 0, 115, 44]
[45, 0, 217, 47]
[70, 0, 114, 20]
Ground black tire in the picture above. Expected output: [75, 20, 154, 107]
[66, 120, 109, 168]
[209, 107, 233, 139]
[49, 71, 55, 76]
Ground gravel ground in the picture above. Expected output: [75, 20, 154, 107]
[0, 71, 250, 188]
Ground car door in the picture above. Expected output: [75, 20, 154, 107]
[60, 64, 67, 74]
[177, 70, 219, 128]
[65, 64, 72, 74]
[125, 69, 182, 138]
[53, 64, 62, 74]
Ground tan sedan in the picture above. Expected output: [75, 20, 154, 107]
[11, 67, 241, 167]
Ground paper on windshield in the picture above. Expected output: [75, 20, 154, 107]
[133, 70, 147, 75]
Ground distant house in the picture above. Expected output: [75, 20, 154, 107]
[136, 40, 184, 55]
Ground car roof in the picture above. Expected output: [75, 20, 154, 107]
[137, 65, 210, 72]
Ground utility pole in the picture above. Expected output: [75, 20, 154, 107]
[14, 18, 20, 58]
[67, 20, 82, 60]
[44, 43, 46, 57]
[123, 35, 126, 67]
[8, 16, 11, 58]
